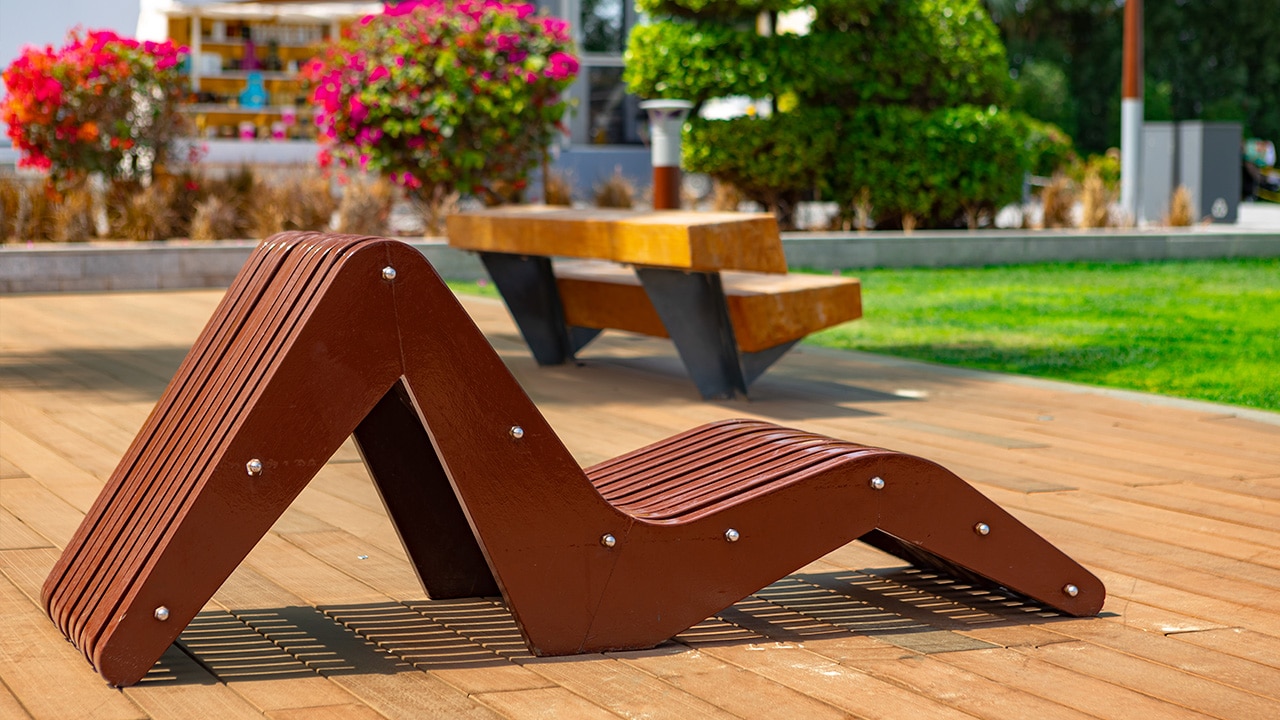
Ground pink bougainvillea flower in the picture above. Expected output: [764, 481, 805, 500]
[301, 0, 577, 200]
[348, 96, 369, 123]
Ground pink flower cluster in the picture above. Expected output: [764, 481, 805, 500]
[303, 0, 579, 197]
[1, 28, 189, 185]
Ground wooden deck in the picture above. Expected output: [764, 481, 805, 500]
[2, 287, 1279, 720]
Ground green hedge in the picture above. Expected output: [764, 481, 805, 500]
[627, 0, 1071, 228]
[684, 107, 841, 209]
[625, 1, 1010, 110]
[635, 0, 805, 20]
[687, 105, 1070, 226]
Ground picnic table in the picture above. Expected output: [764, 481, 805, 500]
[446, 207, 863, 398]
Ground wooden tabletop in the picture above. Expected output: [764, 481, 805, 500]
[445, 206, 789, 273]
[3, 288, 1280, 719]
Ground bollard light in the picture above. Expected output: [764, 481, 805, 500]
[640, 99, 694, 210]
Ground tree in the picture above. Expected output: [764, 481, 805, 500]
[304, 0, 579, 208]
[627, 0, 1068, 228]
[985, 0, 1280, 153]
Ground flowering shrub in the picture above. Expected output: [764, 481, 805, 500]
[304, 0, 578, 203]
[1, 30, 189, 188]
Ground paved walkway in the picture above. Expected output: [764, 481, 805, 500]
[2, 289, 1279, 718]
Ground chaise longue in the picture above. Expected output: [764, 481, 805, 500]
[43, 233, 1104, 687]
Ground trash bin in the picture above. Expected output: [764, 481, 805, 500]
[1178, 121, 1241, 223]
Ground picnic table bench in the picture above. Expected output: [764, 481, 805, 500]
[446, 207, 862, 399]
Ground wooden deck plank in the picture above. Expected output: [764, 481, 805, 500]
[938, 647, 1215, 719]
[123, 644, 270, 720]
[520, 655, 742, 720]
[613, 645, 853, 720]
[0, 574, 147, 720]
[0, 421, 108, 513]
[691, 588, 1097, 720]
[4, 286, 1280, 719]
[1170, 627, 1280, 672]
[266, 705, 386, 720]
[0, 682, 34, 720]
[1024, 640, 1280, 718]
[176, 610, 369, 715]
[1039, 619, 1280, 701]
[0, 506, 54, 550]
[470, 686, 623, 720]
[0, 477, 88, 551]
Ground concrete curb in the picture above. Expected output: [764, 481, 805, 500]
[2, 228, 1278, 293]
[780, 228, 1280, 270]
[0, 239, 487, 293]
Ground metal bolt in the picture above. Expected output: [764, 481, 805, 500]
[154, 606, 170, 622]
[601, 533, 617, 548]
[1063, 584, 1080, 598]
[381, 266, 397, 281]
[974, 522, 991, 536]
[246, 459, 263, 476]
[870, 476, 885, 490]
[509, 425, 525, 440]
[724, 528, 740, 543]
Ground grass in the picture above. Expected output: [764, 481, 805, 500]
[449, 259, 1280, 412]
[810, 259, 1280, 412]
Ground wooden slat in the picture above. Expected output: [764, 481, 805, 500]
[556, 261, 862, 353]
[447, 206, 787, 273]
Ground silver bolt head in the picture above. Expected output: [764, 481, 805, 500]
[1064, 584, 1080, 598]
[246, 459, 263, 476]
[154, 606, 170, 621]
[509, 425, 524, 440]
[724, 528, 740, 543]
[974, 522, 991, 536]
[870, 476, 885, 490]
[381, 266, 397, 281]
[601, 533, 617, 548]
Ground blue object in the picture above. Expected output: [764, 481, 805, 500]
[239, 72, 268, 108]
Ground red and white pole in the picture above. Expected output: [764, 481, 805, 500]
[1121, 0, 1144, 223]
[640, 100, 693, 210]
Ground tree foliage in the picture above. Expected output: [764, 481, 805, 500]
[986, 0, 1280, 153]
[627, 0, 1067, 227]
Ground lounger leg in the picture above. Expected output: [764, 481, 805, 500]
[479, 252, 576, 365]
[353, 381, 500, 599]
[634, 268, 747, 400]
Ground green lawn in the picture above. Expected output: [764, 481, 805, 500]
[450, 258, 1280, 412]
[809, 259, 1280, 412]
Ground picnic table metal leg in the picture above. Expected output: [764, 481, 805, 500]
[635, 267, 748, 400]
[479, 252, 599, 365]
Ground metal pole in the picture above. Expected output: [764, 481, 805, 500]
[640, 100, 693, 210]
[1121, 0, 1143, 224]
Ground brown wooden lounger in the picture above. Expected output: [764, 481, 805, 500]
[43, 233, 1104, 687]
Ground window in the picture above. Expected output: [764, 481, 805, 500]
[535, 0, 644, 145]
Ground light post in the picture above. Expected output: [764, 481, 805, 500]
[1121, 0, 1143, 223]
[640, 99, 693, 210]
